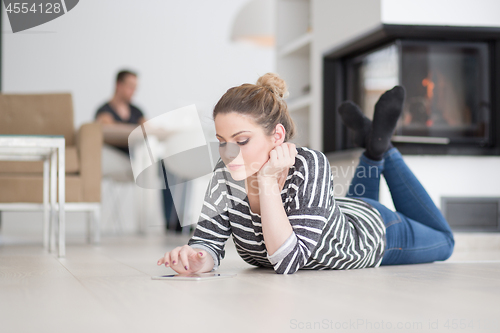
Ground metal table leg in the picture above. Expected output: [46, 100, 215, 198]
[50, 148, 57, 253]
[43, 157, 49, 249]
[58, 142, 65, 258]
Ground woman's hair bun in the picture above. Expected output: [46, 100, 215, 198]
[256, 72, 289, 99]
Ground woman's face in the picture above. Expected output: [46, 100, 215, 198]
[215, 112, 284, 182]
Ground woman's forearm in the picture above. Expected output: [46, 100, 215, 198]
[258, 177, 294, 256]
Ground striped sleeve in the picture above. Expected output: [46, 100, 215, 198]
[187, 164, 232, 272]
[266, 149, 331, 274]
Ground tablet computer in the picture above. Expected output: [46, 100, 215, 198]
[151, 273, 236, 281]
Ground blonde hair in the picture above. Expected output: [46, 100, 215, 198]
[213, 72, 296, 142]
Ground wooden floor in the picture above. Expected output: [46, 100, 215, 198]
[1, 230, 500, 333]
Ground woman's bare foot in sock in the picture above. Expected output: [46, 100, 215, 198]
[338, 101, 372, 148]
[366, 86, 405, 160]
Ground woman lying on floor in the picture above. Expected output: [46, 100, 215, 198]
[157, 73, 455, 274]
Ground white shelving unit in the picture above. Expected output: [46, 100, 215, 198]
[276, 0, 312, 148]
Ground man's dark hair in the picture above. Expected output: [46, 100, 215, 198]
[116, 70, 137, 83]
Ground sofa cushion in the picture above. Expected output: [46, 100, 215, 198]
[0, 146, 79, 174]
[0, 174, 83, 203]
[0, 93, 75, 146]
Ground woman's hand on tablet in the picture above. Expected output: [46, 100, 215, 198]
[157, 245, 214, 274]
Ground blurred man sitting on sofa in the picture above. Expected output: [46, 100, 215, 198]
[94, 69, 181, 232]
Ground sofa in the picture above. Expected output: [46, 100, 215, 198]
[0, 93, 103, 243]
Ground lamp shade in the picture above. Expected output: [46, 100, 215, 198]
[230, 0, 275, 47]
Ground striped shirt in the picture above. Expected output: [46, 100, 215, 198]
[187, 146, 386, 274]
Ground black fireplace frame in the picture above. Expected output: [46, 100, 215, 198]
[323, 24, 500, 155]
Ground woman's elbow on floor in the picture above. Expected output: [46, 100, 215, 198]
[275, 270, 294, 275]
[273, 267, 299, 275]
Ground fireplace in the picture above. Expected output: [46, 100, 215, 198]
[323, 24, 500, 155]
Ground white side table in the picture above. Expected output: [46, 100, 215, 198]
[0, 135, 66, 257]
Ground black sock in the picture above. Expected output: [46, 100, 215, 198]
[338, 101, 372, 148]
[365, 86, 405, 161]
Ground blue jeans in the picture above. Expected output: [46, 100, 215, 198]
[345, 147, 455, 265]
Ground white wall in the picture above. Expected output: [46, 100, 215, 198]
[311, 0, 382, 151]
[2, 0, 274, 131]
[381, 0, 500, 27]
[1, 0, 275, 239]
